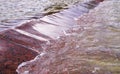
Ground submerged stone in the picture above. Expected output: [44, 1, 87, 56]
[0, 0, 101, 74]
[17, 0, 120, 74]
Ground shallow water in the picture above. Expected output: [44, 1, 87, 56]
[0, 0, 120, 74]
[0, 0, 82, 31]
[0, 0, 52, 31]
[16, 1, 120, 74]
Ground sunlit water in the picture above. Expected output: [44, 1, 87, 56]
[17, 1, 120, 74]
[0, 0, 119, 74]
[0, 0, 82, 31]
[0, 0, 52, 31]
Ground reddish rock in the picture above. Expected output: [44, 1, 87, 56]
[0, 0, 103, 74]
[16, 0, 120, 74]
[0, 32, 38, 74]
[96, 0, 104, 2]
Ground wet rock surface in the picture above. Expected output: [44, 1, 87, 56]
[16, 0, 120, 74]
[0, 0, 100, 74]
[0, 36, 38, 74]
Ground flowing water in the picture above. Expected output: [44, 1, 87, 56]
[16, 0, 120, 74]
[0, 0, 83, 31]
[0, 0, 120, 74]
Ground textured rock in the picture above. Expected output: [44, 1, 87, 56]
[16, 0, 120, 74]
[0, 36, 38, 74]
[0, 0, 101, 74]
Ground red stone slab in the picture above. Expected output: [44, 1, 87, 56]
[0, 37, 38, 74]
[0, 29, 46, 50]
[0, 0, 104, 74]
